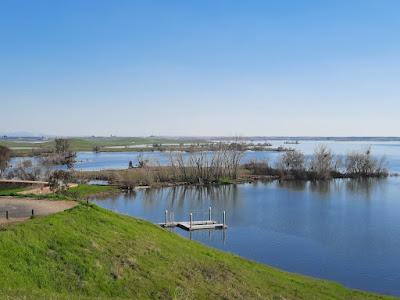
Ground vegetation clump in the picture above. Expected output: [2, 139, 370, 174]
[0, 145, 11, 177]
[41, 138, 77, 169]
[48, 170, 72, 193]
[345, 149, 388, 177]
[245, 147, 388, 181]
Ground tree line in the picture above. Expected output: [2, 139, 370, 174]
[244, 145, 388, 180]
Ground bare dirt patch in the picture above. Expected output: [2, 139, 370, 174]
[18, 183, 78, 195]
[0, 197, 78, 225]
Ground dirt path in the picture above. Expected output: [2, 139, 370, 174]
[18, 183, 78, 195]
[0, 197, 78, 225]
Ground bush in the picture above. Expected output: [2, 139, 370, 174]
[345, 149, 387, 177]
[41, 138, 77, 169]
[277, 150, 305, 173]
[6, 159, 50, 181]
[0, 145, 11, 177]
[243, 160, 278, 176]
[309, 145, 334, 180]
[48, 170, 72, 193]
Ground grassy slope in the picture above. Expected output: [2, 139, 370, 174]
[65, 184, 117, 198]
[0, 184, 116, 201]
[0, 204, 394, 300]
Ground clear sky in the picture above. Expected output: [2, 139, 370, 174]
[1, 0, 399, 137]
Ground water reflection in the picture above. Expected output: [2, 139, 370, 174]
[92, 177, 400, 296]
[275, 178, 387, 200]
[277, 180, 307, 191]
[345, 178, 387, 199]
[95, 178, 389, 206]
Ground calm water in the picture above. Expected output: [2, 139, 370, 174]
[70, 140, 400, 173]
[10, 140, 400, 173]
[92, 177, 400, 296]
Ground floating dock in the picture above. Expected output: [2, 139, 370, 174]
[177, 220, 226, 231]
[157, 208, 227, 231]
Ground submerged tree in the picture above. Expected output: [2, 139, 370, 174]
[6, 159, 51, 181]
[345, 148, 387, 177]
[309, 145, 334, 179]
[277, 150, 305, 173]
[41, 138, 76, 169]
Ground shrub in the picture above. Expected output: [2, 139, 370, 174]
[345, 148, 388, 177]
[0, 145, 11, 177]
[309, 145, 334, 180]
[243, 160, 278, 176]
[277, 150, 305, 173]
[48, 170, 72, 193]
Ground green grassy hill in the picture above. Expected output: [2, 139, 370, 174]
[0, 203, 394, 299]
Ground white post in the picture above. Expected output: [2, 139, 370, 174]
[190, 213, 193, 229]
[209, 207, 212, 221]
[223, 211, 226, 228]
[165, 210, 168, 225]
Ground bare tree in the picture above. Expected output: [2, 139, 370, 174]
[55, 138, 71, 154]
[167, 144, 244, 184]
[0, 145, 11, 177]
[48, 170, 72, 193]
[6, 159, 50, 181]
[42, 138, 76, 169]
[345, 148, 387, 177]
[277, 150, 305, 173]
[309, 145, 334, 179]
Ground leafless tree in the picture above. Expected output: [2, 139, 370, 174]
[41, 138, 76, 169]
[48, 170, 72, 193]
[345, 148, 387, 177]
[0, 145, 11, 177]
[6, 159, 51, 181]
[277, 150, 305, 173]
[167, 144, 244, 184]
[309, 145, 334, 179]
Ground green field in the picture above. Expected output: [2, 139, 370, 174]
[0, 186, 28, 196]
[0, 137, 206, 155]
[0, 202, 394, 299]
[0, 184, 116, 200]
[65, 184, 117, 198]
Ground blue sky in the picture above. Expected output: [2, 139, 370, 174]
[1, 0, 399, 136]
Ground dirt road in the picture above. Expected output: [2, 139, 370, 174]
[0, 197, 78, 225]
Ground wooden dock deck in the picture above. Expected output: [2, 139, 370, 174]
[157, 208, 227, 231]
[159, 220, 227, 231]
[177, 221, 227, 231]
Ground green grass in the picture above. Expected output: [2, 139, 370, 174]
[1, 137, 206, 155]
[0, 184, 115, 200]
[0, 203, 394, 300]
[65, 184, 117, 198]
[0, 187, 26, 194]
[0, 185, 28, 196]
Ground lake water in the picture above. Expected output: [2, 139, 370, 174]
[10, 140, 400, 173]
[10, 139, 400, 295]
[92, 177, 400, 296]
[49, 140, 400, 173]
